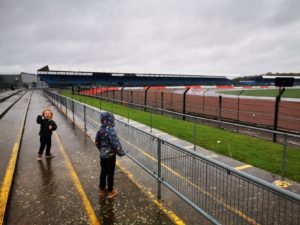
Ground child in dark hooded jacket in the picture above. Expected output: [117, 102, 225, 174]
[36, 109, 57, 161]
[95, 112, 124, 198]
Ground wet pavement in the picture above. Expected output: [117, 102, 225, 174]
[1, 91, 175, 225]
[0, 90, 19, 102]
[0, 91, 25, 119]
[1, 89, 299, 225]
[0, 91, 30, 187]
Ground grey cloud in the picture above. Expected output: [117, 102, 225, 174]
[0, 0, 299, 75]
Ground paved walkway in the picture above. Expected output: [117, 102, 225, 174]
[2, 90, 299, 225]
[56, 91, 300, 224]
[0, 91, 179, 225]
[0, 90, 19, 102]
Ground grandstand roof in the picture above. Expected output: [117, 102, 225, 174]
[37, 65, 241, 80]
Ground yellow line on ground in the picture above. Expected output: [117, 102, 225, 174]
[134, 124, 146, 128]
[205, 154, 219, 158]
[168, 137, 179, 141]
[0, 143, 19, 225]
[120, 137, 260, 225]
[0, 92, 31, 225]
[58, 105, 185, 225]
[80, 107, 258, 225]
[57, 96, 259, 224]
[116, 161, 186, 225]
[184, 145, 194, 149]
[54, 133, 100, 225]
[235, 165, 253, 170]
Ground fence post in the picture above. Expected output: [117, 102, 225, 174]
[150, 111, 152, 133]
[106, 87, 109, 102]
[202, 89, 209, 115]
[183, 88, 190, 120]
[218, 95, 222, 128]
[144, 86, 150, 111]
[281, 134, 288, 181]
[72, 99, 75, 123]
[65, 97, 68, 117]
[273, 88, 285, 142]
[127, 103, 129, 123]
[84, 105, 87, 135]
[157, 139, 162, 200]
[194, 118, 197, 151]
[99, 86, 102, 111]
[237, 90, 244, 132]
[121, 87, 124, 105]
[161, 91, 164, 115]
[91, 85, 94, 106]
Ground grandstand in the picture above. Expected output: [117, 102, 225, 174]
[37, 65, 236, 87]
[37, 65, 300, 87]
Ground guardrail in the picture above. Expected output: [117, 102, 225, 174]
[77, 90, 300, 143]
[73, 90, 300, 183]
[45, 90, 300, 225]
[78, 87, 300, 134]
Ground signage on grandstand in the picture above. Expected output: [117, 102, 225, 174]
[275, 77, 294, 87]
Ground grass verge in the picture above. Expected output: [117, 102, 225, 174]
[62, 90, 300, 183]
[219, 88, 300, 98]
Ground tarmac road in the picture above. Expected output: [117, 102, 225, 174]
[1, 90, 299, 225]
[2, 91, 175, 225]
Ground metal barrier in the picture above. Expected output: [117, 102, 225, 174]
[78, 91, 300, 144]
[79, 87, 300, 134]
[75, 90, 300, 184]
[45, 90, 300, 225]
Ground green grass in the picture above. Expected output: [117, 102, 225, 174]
[220, 88, 300, 98]
[62, 90, 300, 182]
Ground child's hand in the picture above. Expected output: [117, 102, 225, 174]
[49, 125, 52, 130]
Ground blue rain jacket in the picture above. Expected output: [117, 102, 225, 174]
[95, 112, 124, 158]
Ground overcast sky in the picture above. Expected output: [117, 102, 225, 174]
[0, 0, 299, 75]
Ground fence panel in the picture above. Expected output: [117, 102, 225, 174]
[45, 90, 300, 225]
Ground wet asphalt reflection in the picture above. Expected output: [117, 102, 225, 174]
[3, 90, 174, 225]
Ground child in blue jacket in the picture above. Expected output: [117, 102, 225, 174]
[95, 112, 124, 198]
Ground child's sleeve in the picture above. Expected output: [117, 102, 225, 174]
[37, 115, 43, 124]
[95, 130, 101, 149]
[51, 121, 57, 131]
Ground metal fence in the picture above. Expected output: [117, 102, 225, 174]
[73, 89, 300, 184]
[45, 90, 300, 225]
[79, 87, 300, 134]
[78, 89, 300, 146]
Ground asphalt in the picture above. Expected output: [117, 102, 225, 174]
[1, 89, 299, 225]
[0, 91, 25, 119]
[1, 91, 175, 225]
[0, 90, 19, 102]
[0, 91, 30, 187]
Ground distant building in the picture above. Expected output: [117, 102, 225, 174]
[0, 72, 44, 90]
[0, 74, 21, 90]
[20, 72, 40, 88]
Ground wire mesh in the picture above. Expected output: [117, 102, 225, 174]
[46, 90, 300, 225]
